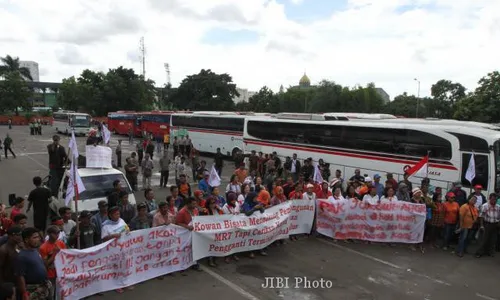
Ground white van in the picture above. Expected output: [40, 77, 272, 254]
[53, 167, 136, 214]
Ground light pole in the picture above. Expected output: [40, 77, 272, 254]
[414, 78, 420, 118]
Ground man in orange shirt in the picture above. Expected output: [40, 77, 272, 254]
[39, 225, 66, 298]
[234, 163, 248, 184]
[442, 192, 460, 250]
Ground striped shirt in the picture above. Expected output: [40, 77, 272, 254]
[479, 202, 500, 223]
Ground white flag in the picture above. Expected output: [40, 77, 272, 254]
[65, 161, 86, 206]
[68, 131, 78, 159]
[208, 165, 221, 187]
[313, 162, 324, 184]
[102, 124, 111, 145]
[465, 153, 476, 184]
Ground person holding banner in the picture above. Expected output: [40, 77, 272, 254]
[271, 186, 287, 206]
[222, 192, 240, 215]
[101, 207, 134, 293]
[201, 197, 225, 267]
[153, 202, 172, 227]
[242, 192, 268, 258]
[101, 207, 129, 242]
[329, 187, 345, 202]
[303, 184, 317, 201]
[129, 203, 153, 230]
[175, 197, 201, 271]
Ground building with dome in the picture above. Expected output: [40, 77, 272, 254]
[289, 72, 315, 90]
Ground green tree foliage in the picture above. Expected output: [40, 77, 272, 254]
[0, 55, 33, 114]
[237, 81, 385, 114]
[0, 71, 32, 114]
[0, 55, 33, 81]
[169, 69, 239, 111]
[57, 67, 156, 115]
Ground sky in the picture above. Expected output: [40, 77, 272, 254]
[1, 0, 499, 99]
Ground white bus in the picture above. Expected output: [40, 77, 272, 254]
[171, 111, 257, 157]
[53, 111, 92, 136]
[243, 114, 500, 195]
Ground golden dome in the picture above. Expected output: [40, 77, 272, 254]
[299, 73, 310, 87]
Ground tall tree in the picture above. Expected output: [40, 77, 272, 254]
[169, 69, 238, 111]
[0, 55, 33, 81]
[0, 71, 32, 114]
[56, 76, 82, 111]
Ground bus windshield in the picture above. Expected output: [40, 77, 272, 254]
[495, 140, 500, 192]
[70, 115, 90, 127]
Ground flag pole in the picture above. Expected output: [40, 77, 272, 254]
[71, 130, 81, 249]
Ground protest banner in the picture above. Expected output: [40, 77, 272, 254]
[288, 199, 315, 235]
[85, 145, 112, 168]
[55, 225, 194, 299]
[316, 199, 426, 243]
[191, 202, 292, 260]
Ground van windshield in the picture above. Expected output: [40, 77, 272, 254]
[78, 173, 132, 200]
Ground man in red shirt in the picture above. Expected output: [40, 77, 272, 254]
[39, 225, 66, 297]
[175, 197, 200, 272]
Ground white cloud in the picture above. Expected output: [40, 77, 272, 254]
[0, 0, 499, 100]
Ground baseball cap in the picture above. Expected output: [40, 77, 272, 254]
[446, 192, 455, 198]
[373, 174, 381, 179]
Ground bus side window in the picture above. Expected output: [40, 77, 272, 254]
[461, 153, 489, 189]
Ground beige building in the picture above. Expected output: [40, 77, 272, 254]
[19, 60, 40, 81]
[233, 87, 256, 104]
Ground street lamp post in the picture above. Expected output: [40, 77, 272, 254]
[414, 78, 421, 118]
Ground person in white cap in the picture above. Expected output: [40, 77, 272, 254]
[303, 184, 317, 201]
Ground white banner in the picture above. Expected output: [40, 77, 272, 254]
[315, 199, 426, 243]
[85, 145, 112, 168]
[288, 199, 315, 235]
[55, 225, 194, 299]
[191, 202, 293, 260]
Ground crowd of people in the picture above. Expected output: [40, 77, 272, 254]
[1, 127, 500, 299]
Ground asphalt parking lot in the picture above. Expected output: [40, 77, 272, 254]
[1, 125, 499, 300]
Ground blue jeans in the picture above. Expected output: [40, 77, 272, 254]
[457, 228, 473, 254]
[443, 223, 456, 247]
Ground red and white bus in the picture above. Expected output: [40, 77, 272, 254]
[243, 113, 500, 195]
[107, 111, 138, 135]
[136, 111, 173, 137]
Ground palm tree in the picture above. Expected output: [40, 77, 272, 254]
[0, 55, 33, 81]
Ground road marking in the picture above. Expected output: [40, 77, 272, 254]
[316, 238, 451, 286]
[19, 152, 47, 156]
[477, 293, 499, 300]
[200, 265, 260, 300]
[22, 153, 48, 170]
